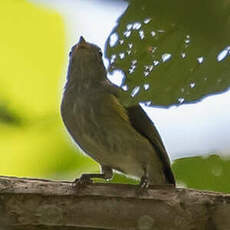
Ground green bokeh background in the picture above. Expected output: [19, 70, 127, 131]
[0, 0, 99, 179]
[1, 0, 229, 193]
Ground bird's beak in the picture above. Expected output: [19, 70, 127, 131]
[77, 36, 88, 48]
[72, 36, 89, 56]
[79, 36, 86, 44]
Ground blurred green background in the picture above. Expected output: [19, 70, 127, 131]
[1, 0, 230, 193]
[0, 0, 98, 178]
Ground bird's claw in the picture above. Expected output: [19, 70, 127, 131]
[72, 174, 93, 189]
[137, 176, 150, 195]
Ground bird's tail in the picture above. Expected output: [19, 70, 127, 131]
[147, 162, 176, 186]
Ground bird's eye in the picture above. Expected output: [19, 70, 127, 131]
[69, 51, 72, 57]
[99, 50, 103, 56]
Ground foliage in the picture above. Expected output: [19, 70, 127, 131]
[173, 154, 230, 193]
[106, 0, 230, 107]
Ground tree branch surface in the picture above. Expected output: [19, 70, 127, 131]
[0, 176, 230, 230]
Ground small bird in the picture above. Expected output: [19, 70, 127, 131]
[61, 36, 175, 187]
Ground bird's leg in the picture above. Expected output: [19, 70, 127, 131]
[139, 175, 150, 189]
[73, 166, 113, 187]
[137, 168, 150, 194]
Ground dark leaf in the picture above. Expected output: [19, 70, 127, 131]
[106, 0, 230, 106]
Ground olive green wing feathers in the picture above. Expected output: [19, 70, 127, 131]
[126, 105, 175, 185]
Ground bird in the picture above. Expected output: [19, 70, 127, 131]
[61, 36, 175, 188]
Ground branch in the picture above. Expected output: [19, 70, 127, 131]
[0, 176, 230, 230]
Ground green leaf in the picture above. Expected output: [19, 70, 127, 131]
[173, 154, 230, 193]
[106, 0, 230, 107]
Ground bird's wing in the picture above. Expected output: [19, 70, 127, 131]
[126, 105, 175, 185]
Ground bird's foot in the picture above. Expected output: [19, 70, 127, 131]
[72, 174, 93, 190]
[72, 167, 113, 191]
[137, 176, 150, 195]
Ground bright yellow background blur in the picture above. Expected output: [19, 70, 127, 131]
[0, 0, 98, 179]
